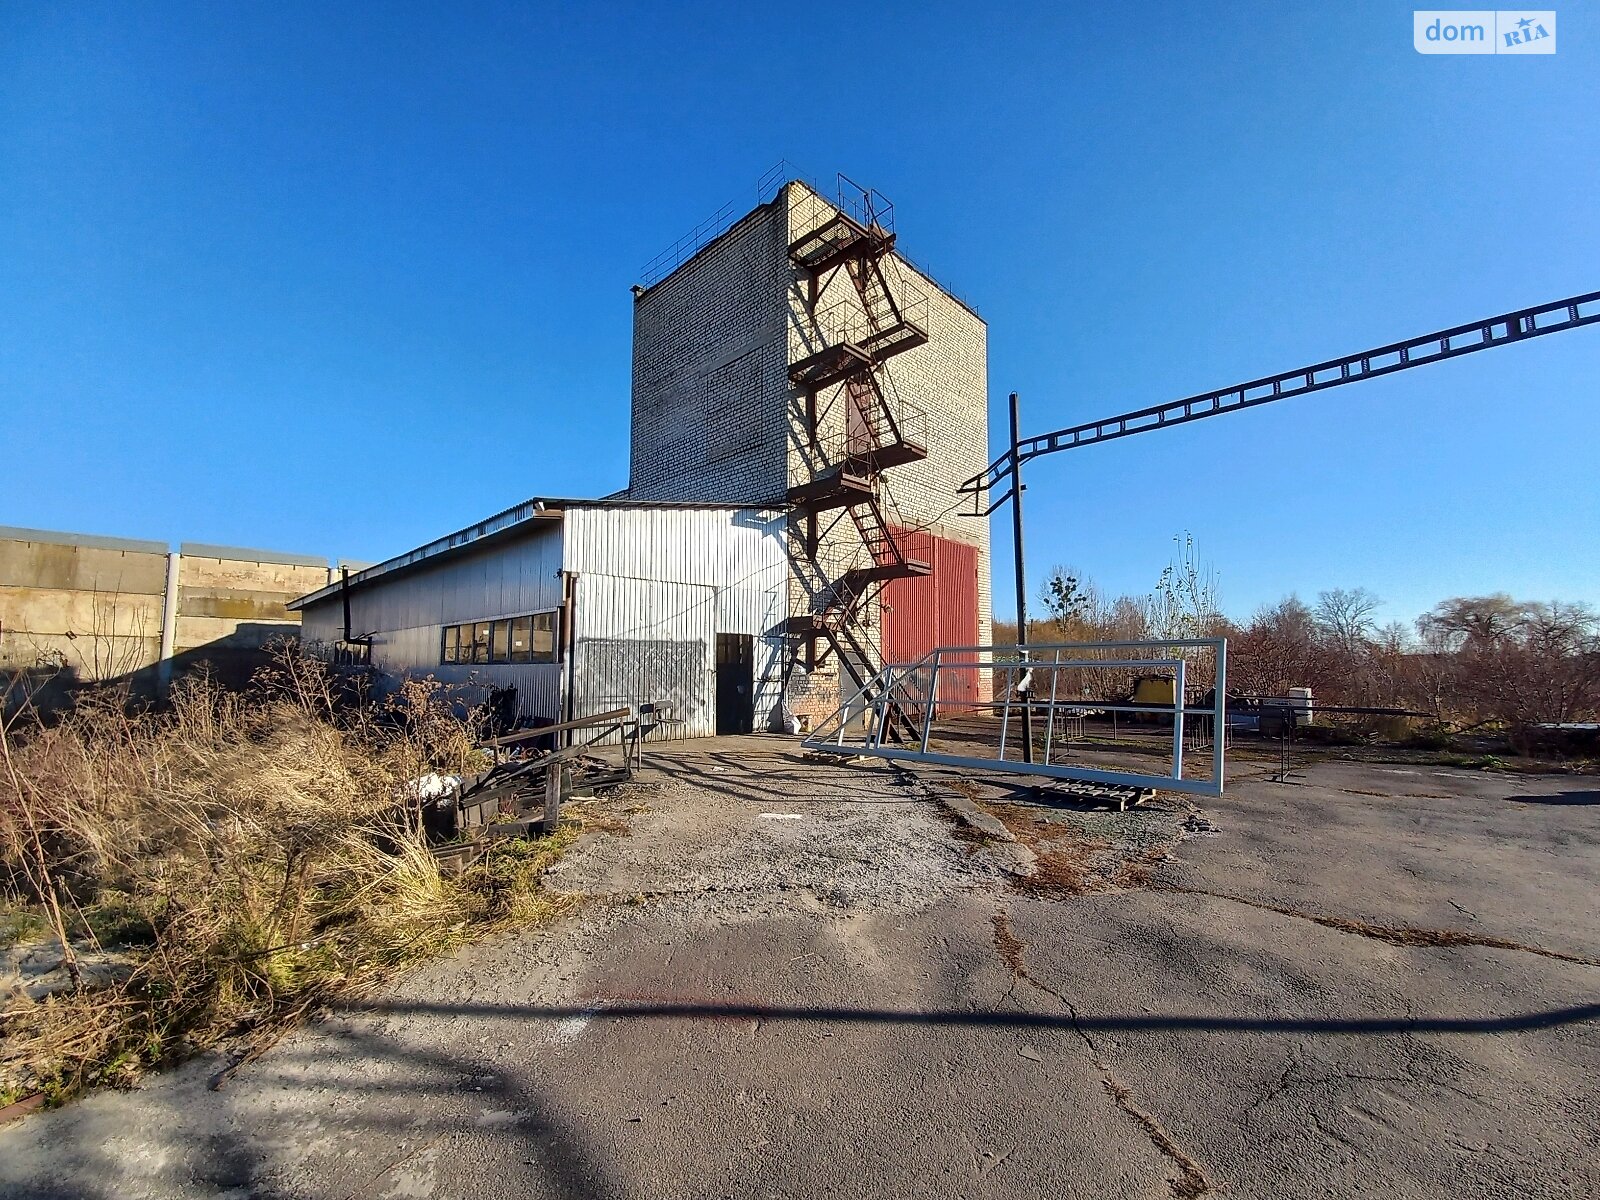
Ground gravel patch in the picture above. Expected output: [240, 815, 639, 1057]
[549, 767, 1010, 920]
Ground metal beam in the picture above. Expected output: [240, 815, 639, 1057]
[963, 290, 1600, 498]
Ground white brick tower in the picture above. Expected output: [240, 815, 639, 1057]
[627, 177, 990, 725]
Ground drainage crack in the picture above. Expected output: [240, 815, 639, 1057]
[1099, 1075, 1212, 1199]
[991, 908, 1213, 1197]
[1153, 884, 1600, 967]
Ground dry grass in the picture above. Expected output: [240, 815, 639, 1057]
[985, 802, 1112, 894]
[982, 802, 1175, 896]
[1024, 841, 1112, 894]
[0, 651, 580, 1107]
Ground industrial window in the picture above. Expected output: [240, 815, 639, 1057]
[440, 611, 557, 666]
[530, 612, 555, 659]
[508, 615, 533, 663]
[332, 640, 371, 667]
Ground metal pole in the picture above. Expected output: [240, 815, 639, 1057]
[1009, 392, 1035, 764]
[341, 566, 354, 644]
[1212, 640, 1227, 792]
[1171, 659, 1186, 781]
[918, 652, 938, 753]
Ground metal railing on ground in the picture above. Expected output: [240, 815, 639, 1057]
[803, 639, 1229, 797]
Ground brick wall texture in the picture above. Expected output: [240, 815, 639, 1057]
[626, 180, 991, 717]
[627, 203, 792, 504]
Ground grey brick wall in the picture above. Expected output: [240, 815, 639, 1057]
[626, 201, 792, 505]
[626, 179, 992, 715]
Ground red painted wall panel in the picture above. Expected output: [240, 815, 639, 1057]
[882, 528, 979, 704]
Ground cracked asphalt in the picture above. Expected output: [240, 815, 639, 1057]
[1, 739, 1597, 1199]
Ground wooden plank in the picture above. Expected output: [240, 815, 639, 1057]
[543, 762, 564, 834]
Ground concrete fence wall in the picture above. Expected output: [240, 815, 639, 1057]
[0, 526, 355, 700]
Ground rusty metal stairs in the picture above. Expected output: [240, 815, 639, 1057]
[786, 542, 929, 642]
[787, 302, 928, 388]
[841, 374, 926, 472]
[787, 188, 927, 390]
[785, 485, 931, 648]
[788, 209, 895, 278]
[783, 179, 932, 745]
[844, 257, 928, 362]
[806, 618, 921, 746]
[785, 376, 926, 508]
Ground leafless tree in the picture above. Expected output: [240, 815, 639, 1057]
[1145, 532, 1221, 641]
[1417, 593, 1528, 651]
[1019, 564, 1596, 732]
[1314, 587, 1382, 650]
[1228, 596, 1331, 696]
[1455, 600, 1600, 730]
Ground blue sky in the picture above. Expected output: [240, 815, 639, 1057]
[3, 3, 1596, 627]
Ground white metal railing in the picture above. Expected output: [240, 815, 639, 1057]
[803, 638, 1229, 796]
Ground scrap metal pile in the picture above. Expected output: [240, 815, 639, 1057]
[414, 703, 672, 870]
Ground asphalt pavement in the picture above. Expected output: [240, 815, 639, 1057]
[1, 741, 1596, 1199]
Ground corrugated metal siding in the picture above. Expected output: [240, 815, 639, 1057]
[882, 528, 980, 704]
[371, 625, 562, 721]
[564, 506, 785, 587]
[300, 605, 342, 646]
[320, 526, 565, 638]
[571, 573, 715, 739]
[298, 506, 788, 739]
[881, 527, 937, 667]
[935, 537, 980, 703]
[566, 506, 787, 735]
[296, 524, 567, 724]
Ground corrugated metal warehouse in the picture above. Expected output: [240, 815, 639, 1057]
[289, 500, 787, 739]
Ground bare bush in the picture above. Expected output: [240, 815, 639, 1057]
[0, 647, 571, 1105]
[1026, 545, 1596, 735]
[1448, 600, 1600, 733]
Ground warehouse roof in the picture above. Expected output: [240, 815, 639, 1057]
[286, 495, 772, 610]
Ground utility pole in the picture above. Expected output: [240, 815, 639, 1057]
[1008, 392, 1035, 763]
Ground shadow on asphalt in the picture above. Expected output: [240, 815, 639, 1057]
[650, 753, 931, 807]
[7, 1013, 629, 1200]
[354, 998, 1600, 1036]
[1508, 791, 1600, 806]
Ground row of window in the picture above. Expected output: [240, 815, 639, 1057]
[441, 611, 557, 665]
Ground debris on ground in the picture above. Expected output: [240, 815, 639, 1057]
[945, 789, 1200, 896]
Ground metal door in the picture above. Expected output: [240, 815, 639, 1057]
[715, 633, 754, 735]
[881, 529, 980, 705]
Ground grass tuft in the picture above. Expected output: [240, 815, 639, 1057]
[1, 649, 583, 1107]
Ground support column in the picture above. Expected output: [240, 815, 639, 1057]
[157, 550, 181, 698]
[1009, 393, 1035, 763]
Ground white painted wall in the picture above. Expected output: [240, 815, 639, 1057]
[564, 505, 787, 736]
[300, 504, 787, 737]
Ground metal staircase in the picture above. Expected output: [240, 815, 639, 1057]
[783, 179, 931, 740]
